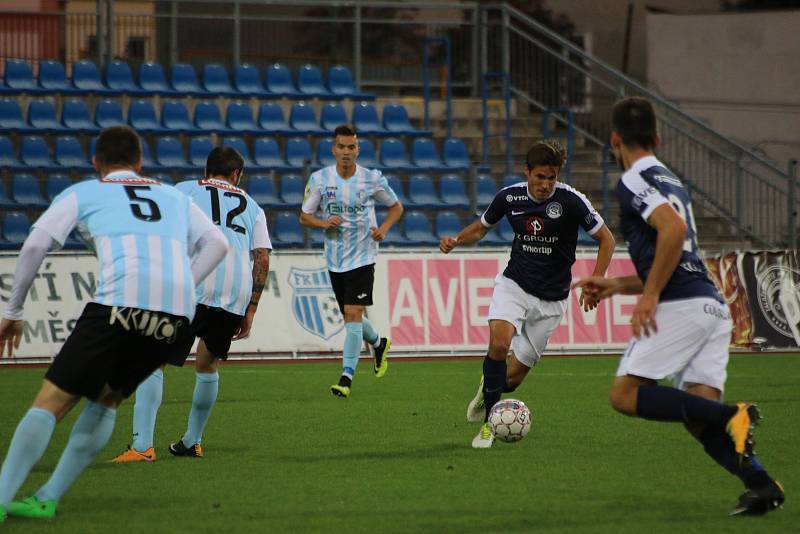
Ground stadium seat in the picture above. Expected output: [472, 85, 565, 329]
[140, 138, 156, 171]
[265, 64, 301, 98]
[272, 211, 304, 248]
[286, 137, 312, 170]
[194, 101, 231, 134]
[289, 102, 326, 136]
[439, 174, 470, 209]
[61, 99, 98, 133]
[352, 102, 387, 136]
[479, 224, 505, 247]
[72, 60, 115, 94]
[150, 174, 174, 185]
[94, 99, 125, 129]
[253, 137, 292, 171]
[202, 63, 239, 97]
[128, 100, 167, 133]
[3, 60, 42, 94]
[382, 103, 430, 137]
[221, 137, 258, 169]
[279, 174, 306, 205]
[498, 216, 515, 241]
[38, 60, 80, 94]
[20, 136, 57, 170]
[314, 138, 335, 169]
[55, 136, 91, 171]
[170, 63, 207, 96]
[226, 101, 261, 134]
[376, 209, 407, 246]
[246, 174, 280, 207]
[106, 60, 146, 95]
[379, 138, 414, 171]
[411, 138, 448, 171]
[307, 227, 324, 248]
[0, 136, 20, 168]
[27, 99, 67, 133]
[234, 63, 271, 97]
[403, 210, 438, 246]
[155, 136, 191, 170]
[435, 210, 463, 239]
[356, 138, 378, 169]
[180, 174, 202, 183]
[327, 65, 374, 100]
[442, 138, 471, 171]
[0, 180, 17, 208]
[188, 137, 215, 167]
[320, 103, 348, 133]
[407, 174, 441, 208]
[138, 62, 174, 95]
[81, 173, 99, 181]
[11, 173, 47, 208]
[257, 103, 294, 135]
[502, 174, 525, 188]
[1, 212, 32, 247]
[46, 174, 72, 202]
[476, 174, 497, 208]
[385, 175, 409, 206]
[0, 99, 34, 133]
[578, 227, 596, 246]
[161, 100, 197, 133]
[297, 64, 334, 99]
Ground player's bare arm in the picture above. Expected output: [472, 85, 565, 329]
[439, 219, 490, 253]
[234, 247, 270, 340]
[371, 201, 403, 242]
[299, 211, 342, 230]
[579, 224, 616, 311]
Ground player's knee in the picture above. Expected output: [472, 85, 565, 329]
[608, 387, 635, 416]
[487, 341, 510, 361]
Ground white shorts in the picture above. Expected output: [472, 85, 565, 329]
[616, 298, 732, 392]
[487, 274, 567, 368]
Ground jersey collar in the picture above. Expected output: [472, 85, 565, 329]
[629, 155, 662, 176]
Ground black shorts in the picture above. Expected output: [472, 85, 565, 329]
[329, 264, 375, 313]
[45, 303, 192, 400]
[167, 304, 244, 366]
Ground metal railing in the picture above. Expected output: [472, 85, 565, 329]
[542, 107, 574, 183]
[481, 72, 512, 174]
[422, 36, 453, 138]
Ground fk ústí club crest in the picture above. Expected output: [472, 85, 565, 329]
[288, 267, 344, 339]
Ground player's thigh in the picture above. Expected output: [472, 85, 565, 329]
[330, 264, 375, 311]
[675, 307, 732, 393]
[487, 274, 529, 336]
[193, 305, 244, 363]
[511, 297, 566, 368]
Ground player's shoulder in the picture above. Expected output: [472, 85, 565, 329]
[620, 155, 670, 192]
[359, 164, 383, 181]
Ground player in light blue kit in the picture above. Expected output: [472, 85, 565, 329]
[0, 126, 228, 522]
[575, 97, 784, 516]
[111, 146, 271, 462]
[300, 125, 403, 397]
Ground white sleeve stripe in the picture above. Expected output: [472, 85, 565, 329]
[480, 214, 493, 228]
[621, 172, 669, 221]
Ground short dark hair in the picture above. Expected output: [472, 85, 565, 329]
[612, 97, 657, 150]
[205, 146, 244, 178]
[525, 140, 566, 170]
[95, 126, 142, 168]
[334, 124, 357, 138]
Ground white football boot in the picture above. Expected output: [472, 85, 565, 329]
[466, 375, 485, 423]
[471, 422, 494, 449]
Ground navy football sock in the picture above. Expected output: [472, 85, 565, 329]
[482, 356, 506, 422]
[699, 424, 772, 489]
[636, 384, 737, 425]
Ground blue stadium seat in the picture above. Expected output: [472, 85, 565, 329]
[20, 136, 57, 170]
[55, 136, 91, 171]
[3, 60, 42, 94]
[379, 138, 414, 171]
[382, 103, 430, 137]
[61, 99, 98, 133]
[11, 173, 47, 208]
[194, 101, 231, 134]
[180, 174, 202, 183]
[272, 211, 304, 248]
[234, 64, 271, 97]
[411, 138, 448, 171]
[226, 101, 260, 134]
[0, 136, 21, 168]
[94, 99, 125, 129]
[385, 175, 409, 206]
[150, 174, 174, 185]
[138, 62, 174, 95]
[407, 174, 441, 208]
[38, 60, 80, 94]
[497, 216, 515, 241]
[502, 174, 525, 188]
[46, 174, 72, 202]
[356, 138, 378, 169]
[479, 224, 505, 247]
[0, 180, 16, 208]
[297, 64, 334, 99]
[265, 64, 300, 98]
[375, 209, 406, 246]
[307, 227, 324, 248]
[1, 212, 32, 247]
[0, 99, 34, 133]
[289, 102, 325, 136]
[403, 210, 438, 246]
[161, 100, 197, 133]
[188, 137, 215, 167]
[202, 63, 239, 97]
[253, 137, 292, 171]
[106, 60, 146, 95]
[257, 103, 294, 135]
[27, 99, 67, 133]
[285, 137, 312, 170]
[352, 102, 387, 136]
[327, 65, 374, 100]
[170, 63, 207, 96]
[279, 174, 306, 205]
[314, 138, 335, 169]
[81, 173, 99, 182]
[439, 174, 470, 209]
[320, 103, 348, 133]
[155, 136, 191, 170]
[128, 99, 167, 133]
[443, 138, 472, 171]
[221, 137, 258, 169]
[476, 174, 497, 209]
[140, 138, 156, 171]
[72, 60, 115, 95]
[246, 174, 280, 207]
[435, 210, 463, 239]
[578, 227, 596, 246]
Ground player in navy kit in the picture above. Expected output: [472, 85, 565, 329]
[574, 97, 784, 515]
[439, 140, 615, 448]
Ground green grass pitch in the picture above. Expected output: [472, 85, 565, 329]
[0, 354, 797, 533]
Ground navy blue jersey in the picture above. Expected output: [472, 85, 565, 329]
[482, 181, 604, 301]
[617, 156, 721, 302]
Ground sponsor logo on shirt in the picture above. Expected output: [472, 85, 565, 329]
[328, 203, 366, 215]
[326, 186, 337, 199]
[525, 215, 545, 235]
[506, 194, 529, 202]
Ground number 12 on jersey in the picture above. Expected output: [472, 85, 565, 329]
[205, 186, 247, 235]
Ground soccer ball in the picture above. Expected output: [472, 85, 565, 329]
[488, 399, 531, 442]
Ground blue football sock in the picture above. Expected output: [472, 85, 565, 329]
[343, 322, 363, 378]
[182, 372, 219, 447]
[131, 368, 163, 452]
[699, 424, 772, 489]
[483, 355, 507, 422]
[361, 317, 380, 347]
[36, 402, 116, 503]
[0, 408, 56, 505]
[636, 384, 737, 425]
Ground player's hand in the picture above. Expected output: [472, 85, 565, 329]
[325, 216, 343, 229]
[0, 318, 24, 358]
[439, 236, 458, 254]
[572, 276, 620, 300]
[233, 306, 257, 340]
[370, 226, 386, 242]
[631, 293, 659, 339]
[579, 289, 600, 311]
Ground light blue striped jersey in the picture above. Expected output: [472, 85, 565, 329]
[301, 164, 398, 272]
[32, 170, 218, 320]
[176, 178, 271, 316]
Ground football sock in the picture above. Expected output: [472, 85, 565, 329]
[36, 402, 116, 502]
[182, 372, 219, 447]
[131, 368, 163, 452]
[483, 356, 507, 422]
[699, 424, 772, 489]
[503, 382, 518, 393]
[636, 385, 737, 424]
[0, 408, 56, 505]
[361, 317, 380, 347]
[343, 322, 363, 377]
